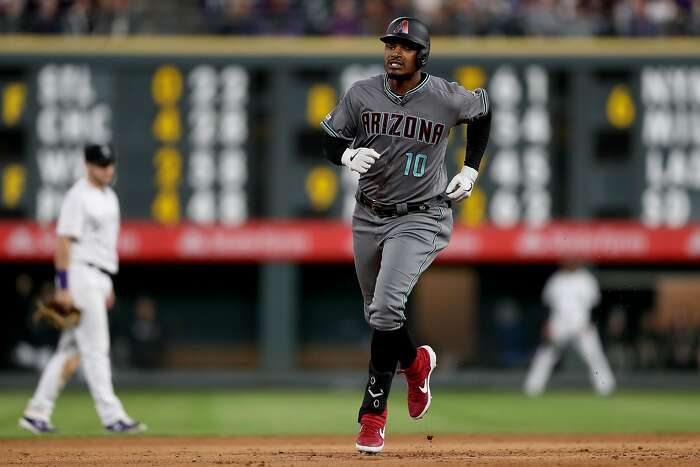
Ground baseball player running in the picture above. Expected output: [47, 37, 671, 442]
[524, 260, 616, 396]
[322, 17, 491, 453]
[19, 144, 146, 434]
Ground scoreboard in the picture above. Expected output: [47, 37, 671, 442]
[2, 60, 252, 224]
[1, 37, 699, 263]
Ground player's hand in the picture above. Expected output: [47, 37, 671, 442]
[446, 166, 479, 202]
[341, 147, 382, 175]
[54, 289, 73, 311]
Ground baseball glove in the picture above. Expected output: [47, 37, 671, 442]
[33, 299, 81, 330]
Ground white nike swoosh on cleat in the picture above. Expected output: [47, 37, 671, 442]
[419, 381, 429, 393]
[379, 428, 385, 439]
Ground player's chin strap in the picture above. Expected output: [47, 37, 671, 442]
[358, 363, 394, 422]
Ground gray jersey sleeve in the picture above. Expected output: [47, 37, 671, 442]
[321, 86, 359, 142]
[456, 87, 490, 124]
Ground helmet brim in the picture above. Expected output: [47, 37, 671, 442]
[380, 33, 428, 50]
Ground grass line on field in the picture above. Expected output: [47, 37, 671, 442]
[2, 389, 700, 438]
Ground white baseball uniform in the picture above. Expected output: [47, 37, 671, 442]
[24, 177, 132, 426]
[524, 267, 616, 396]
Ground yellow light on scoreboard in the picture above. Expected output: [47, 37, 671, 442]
[2, 83, 26, 127]
[306, 84, 336, 127]
[154, 146, 182, 188]
[306, 165, 337, 211]
[2, 163, 25, 208]
[607, 85, 635, 129]
[455, 66, 486, 91]
[152, 65, 183, 106]
[152, 107, 182, 143]
[151, 190, 180, 225]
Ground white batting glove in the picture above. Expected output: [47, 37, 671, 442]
[446, 166, 479, 202]
[341, 147, 381, 175]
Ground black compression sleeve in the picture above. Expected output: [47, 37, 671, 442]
[322, 132, 349, 166]
[464, 109, 492, 171]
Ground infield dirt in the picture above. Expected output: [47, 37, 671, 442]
[2, 434, 699, 466]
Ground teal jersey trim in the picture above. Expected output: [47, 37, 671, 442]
[320, 119, 353, 141]
[383, 73, 431, 105]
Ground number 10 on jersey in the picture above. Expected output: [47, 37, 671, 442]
[404, 152, 427, 177]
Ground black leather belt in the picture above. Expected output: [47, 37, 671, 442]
[85, 262, 115, 278]
[357, 190, 449, 218]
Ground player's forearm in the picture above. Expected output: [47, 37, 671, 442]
[464, 109, 492, 171]
[322, 132, 350, 166]
[54, 236, 71, 271]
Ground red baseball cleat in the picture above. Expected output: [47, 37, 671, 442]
[356, 409, 387, 454]
[404, 345, 437, 419]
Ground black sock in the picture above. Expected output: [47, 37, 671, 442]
[370, 329, 399, 373]
[395, 324, 417, 369]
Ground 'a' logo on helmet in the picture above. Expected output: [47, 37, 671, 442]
[394, 19, 409, 34]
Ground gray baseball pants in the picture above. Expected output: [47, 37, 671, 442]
[352, 200, 453, 331]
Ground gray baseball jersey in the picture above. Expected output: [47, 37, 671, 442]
[322, 73, 489, 204]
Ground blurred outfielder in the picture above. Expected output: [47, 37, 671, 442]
[19, 144, 146, 434]
[524, 260, 616, 396]
[322, 17, 491, 453]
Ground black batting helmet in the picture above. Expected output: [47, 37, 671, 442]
[380, 17, 431, 69]
[84, 143, 116, 166]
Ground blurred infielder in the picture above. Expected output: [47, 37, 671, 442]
[19, 144, 146, 434]
[321, 17, 491, 453]
[524, 260, 616, 396]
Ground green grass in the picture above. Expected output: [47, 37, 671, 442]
[2, 389, 700, 438]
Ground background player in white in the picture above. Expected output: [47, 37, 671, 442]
[19, 144, 146, 434]
[524, 259, 616, 397]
